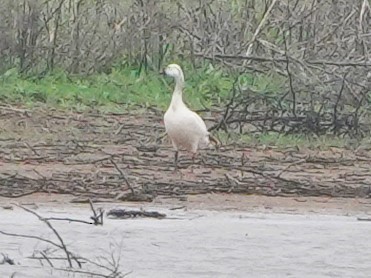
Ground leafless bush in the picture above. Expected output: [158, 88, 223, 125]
[0, 0, 370, 136]
[203, 0, 371, 137]
[0, 0, 367, 73]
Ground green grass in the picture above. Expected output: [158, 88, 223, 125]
[0, 63, 240, 113]
[0, 62, 287, 113]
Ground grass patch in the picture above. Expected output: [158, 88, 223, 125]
[0, 62, 286, 113]
[0, 63, 240, 113]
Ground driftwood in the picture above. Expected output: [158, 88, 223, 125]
[107, 209, 166, 219]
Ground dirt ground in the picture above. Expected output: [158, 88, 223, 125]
[1, 192, 371, 217]
[1, 105, 371, 206]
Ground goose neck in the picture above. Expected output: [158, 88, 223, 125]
[171, 77, 185, 109]
[174, 75, 184, 92]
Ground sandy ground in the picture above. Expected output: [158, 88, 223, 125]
[1, 193, 371, 217]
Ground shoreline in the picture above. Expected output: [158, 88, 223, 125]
[1, 193, 370, 217]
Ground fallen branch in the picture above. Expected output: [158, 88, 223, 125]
[13, 204, 75, 268]
[44, 217, 94, 225]
[110, 159, 135, 194]
[357, 217, 371, 222]
[89, 198, 104, 225]
[107, 209, 166, 219]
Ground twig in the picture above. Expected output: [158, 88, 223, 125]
[169, 206, 186, 210]
[357, 217, 371, 222]
[333, 73, 348, 134]
[209, 75, 240, 132]
[107, 209, 166, 219]
[25, 142, 40, 156]
[115, 124, 125, 135]
[40, 251, 54, 267]
[0, 230, 63, 250]
[245, 0, 278, 57]
[276, 159, 307, 178]
[12, 204, 74, 268]
[89, 198, 104, 225]
[110, 159, 135, 194]
[44, 217, 94, 225]
[0, 188, 43, 198]
[0, 105, 31, 114]
[283, 31, 297, 118]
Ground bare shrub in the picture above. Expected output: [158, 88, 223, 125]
[0, 0, 370, 136]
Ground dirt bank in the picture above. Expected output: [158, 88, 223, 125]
[1, 106, 371, 202]
[1, 193, 371, 217]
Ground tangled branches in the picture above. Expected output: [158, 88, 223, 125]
[210, 74, 370, 138]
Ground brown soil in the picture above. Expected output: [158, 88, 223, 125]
[1, 105, 371, 204]
[1, 193, 370, 217]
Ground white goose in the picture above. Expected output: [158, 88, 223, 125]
[163, 64, 213, 169]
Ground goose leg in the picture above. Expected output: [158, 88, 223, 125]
[200, 154, 206, 166]
[189, 152, 198, 173]
[174, 150, 179, 170]
[191, 152, 197, 164]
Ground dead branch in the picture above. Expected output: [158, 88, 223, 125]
[0, 230, 64, 250]
[44, 217, 94, 225]
[13, 204, 74, 268]
[357, 217, 371, 222]
[89, 198, 104, 225]
[245, 0, 278, 57]
[110, 159, 135, 194]
[107, 208, 166, 219]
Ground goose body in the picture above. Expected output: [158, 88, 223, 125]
[163, 64, 210, 167]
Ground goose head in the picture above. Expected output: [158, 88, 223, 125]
[163, 64, 185, 86]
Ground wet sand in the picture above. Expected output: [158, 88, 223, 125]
[2, 193, 371, 215]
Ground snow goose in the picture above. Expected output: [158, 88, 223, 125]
[163, 64, 213, 169]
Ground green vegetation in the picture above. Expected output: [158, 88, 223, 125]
[0, 62, 287, 112]
[0, 63, 237, 113]
[0, 63, 365, 149]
